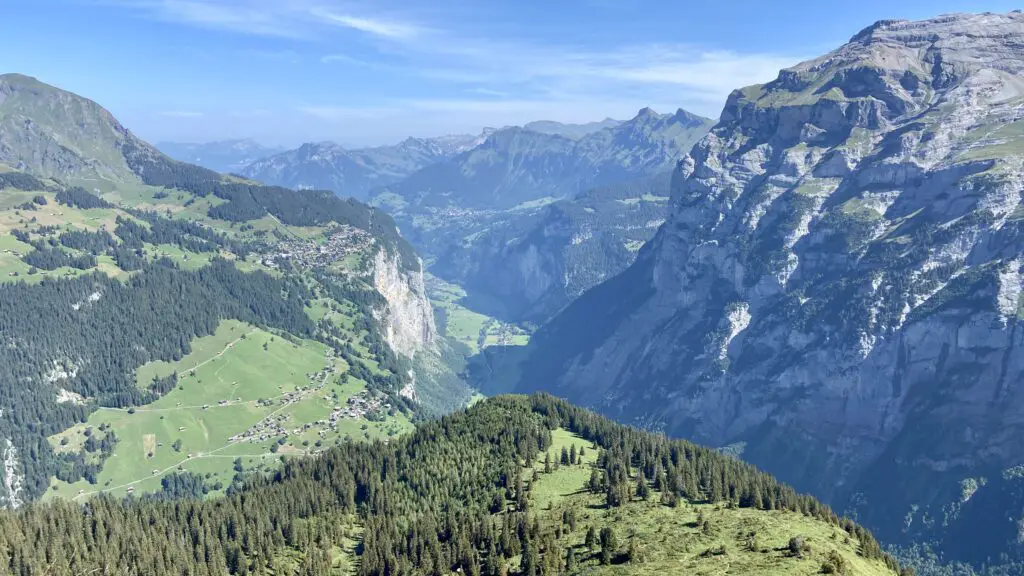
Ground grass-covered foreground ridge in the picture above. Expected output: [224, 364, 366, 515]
[0, 395, 903, 575]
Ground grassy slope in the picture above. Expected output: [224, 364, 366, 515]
[46, 320, 412, 500]
[0, 180, 417, 500]
[427, 273, 531, 355]
[526, 430, 895, 576]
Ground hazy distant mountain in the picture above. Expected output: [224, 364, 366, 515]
[156, 139, 285, 173]
[240, 133, 484, 200]
[374, 108, 713, 211]
[432, 173, 672, 323]
[522, 118, 622, 139]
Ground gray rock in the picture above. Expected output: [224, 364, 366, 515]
[518, 12, 1024, 562]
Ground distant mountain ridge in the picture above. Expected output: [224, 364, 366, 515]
[239, 132, 486, 200]
[374, 107, 713, 211]
[522, 117, 622, 139]
[156, 139, 285, 173]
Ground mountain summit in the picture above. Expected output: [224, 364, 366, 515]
[519, 11, 1024, 564]
[0, 73, 160, 183]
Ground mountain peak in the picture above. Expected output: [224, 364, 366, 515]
[635, 106, 659, 118]
[0, 72, 157, 183]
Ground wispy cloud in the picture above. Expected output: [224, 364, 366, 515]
[310, 9, 422, 39]
[110, 1, 425, 40]
[160, 110, 204, 117]
[111, 0, 304, 37]
[320, 53, 373, 66]
[107, 0, 808, 143]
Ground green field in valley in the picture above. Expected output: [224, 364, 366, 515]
[427, 273, 531, 355]
[46, 320, 413, 501]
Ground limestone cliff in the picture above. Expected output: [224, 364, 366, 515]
[519, 12, 1024, 563]
[371, 248, 436, 360]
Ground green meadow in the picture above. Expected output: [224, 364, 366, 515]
[46, 320, 412, 501]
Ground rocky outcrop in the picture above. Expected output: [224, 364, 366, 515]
[0, 439, 24, 509]
[518, 12, 1024, 563]
[372, 248, 436, 359]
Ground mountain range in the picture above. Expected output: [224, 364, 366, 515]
[7, 9, 1024, 576]
[0, 70, 907, 576]
[373, 107, 712, 211]
[517, 11, 1024, 568]
[238, 132, 488, 200]
[156, 139, 285, 173]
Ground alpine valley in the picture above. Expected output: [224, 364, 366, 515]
[3, 7, 1024, 576]
[0, 59, 902, 576]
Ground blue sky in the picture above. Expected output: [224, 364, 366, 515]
[1, 0, 1019, 147]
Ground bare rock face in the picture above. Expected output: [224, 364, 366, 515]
[520, 12, 1024, 561]
[372, 249, 436, 360]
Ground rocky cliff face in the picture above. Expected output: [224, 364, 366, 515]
[519, 12, 1024, 562]
[371, 248, 436, 360]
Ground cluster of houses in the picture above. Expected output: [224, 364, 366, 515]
[259, 226, 372, 270]
[327, 391, 388, 428]
[228, 351, 388, 445]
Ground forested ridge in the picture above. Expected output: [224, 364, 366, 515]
[0, 395, 900, 575]
[120, 141, 419, 270]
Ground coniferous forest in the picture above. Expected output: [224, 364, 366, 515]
[0, 394, 899, 575]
